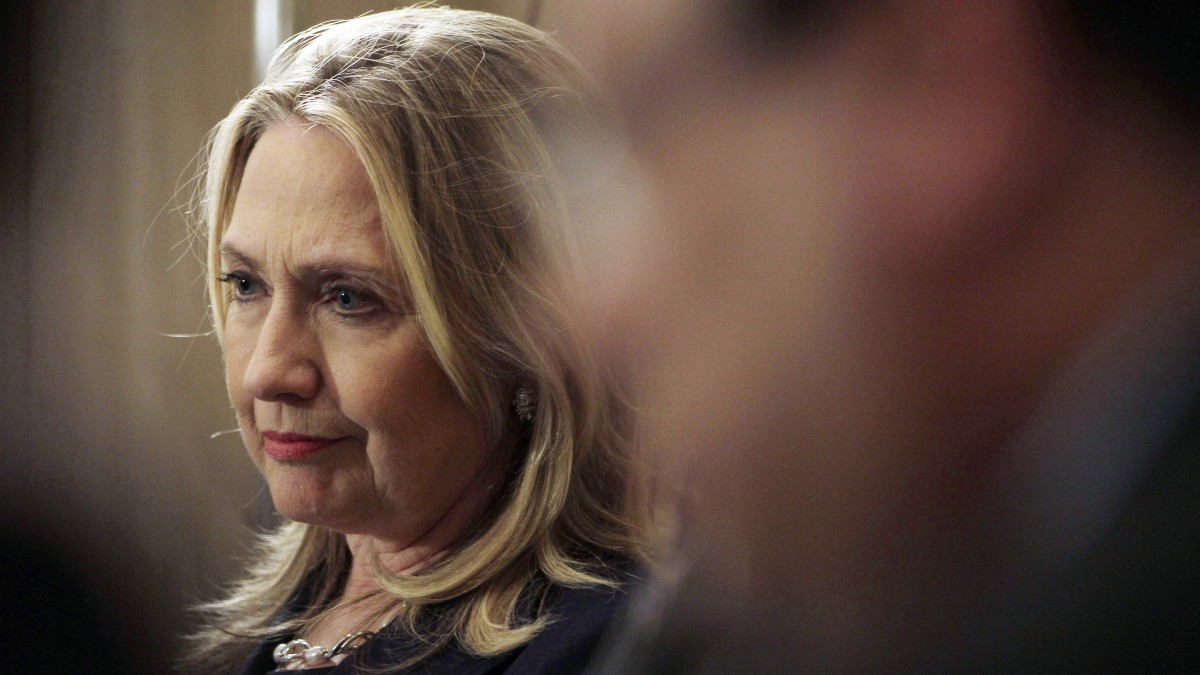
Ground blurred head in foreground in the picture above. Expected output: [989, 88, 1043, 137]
[187, 7, 650, 673]
[563, 0, 1200, 671]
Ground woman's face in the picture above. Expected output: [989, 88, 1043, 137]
[220, 118, 499, 545]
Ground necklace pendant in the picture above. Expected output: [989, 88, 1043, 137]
[273, 630, 377, 666]
[303, 645, 330, 665]
[273, 639, 312, 665]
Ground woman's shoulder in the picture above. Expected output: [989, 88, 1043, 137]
[544, 556, 640, 625]
[356, 558, 642, 675]
[493, 556, 641, 673]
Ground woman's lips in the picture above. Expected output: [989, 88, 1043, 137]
[261, 431, 340, 461]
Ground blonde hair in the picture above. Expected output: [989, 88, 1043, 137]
[187, 7, 651, 672]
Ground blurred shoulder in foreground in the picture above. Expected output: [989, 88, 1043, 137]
[560, 0, 1200, 671]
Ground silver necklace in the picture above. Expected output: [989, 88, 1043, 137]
[273, 630, 375, 668]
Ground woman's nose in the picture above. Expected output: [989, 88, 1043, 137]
[241, 305, 321, 402]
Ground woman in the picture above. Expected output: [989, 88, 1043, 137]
[185, 7, 651, 673]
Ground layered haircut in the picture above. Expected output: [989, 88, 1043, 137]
[187, 7, 650, 672]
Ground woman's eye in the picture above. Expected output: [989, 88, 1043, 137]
[331, 287, 380, 314]
[218, 272, 262, 299]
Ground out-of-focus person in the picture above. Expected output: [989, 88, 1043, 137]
[183, 8, 652, 674]
[559, 0, 1200, 672]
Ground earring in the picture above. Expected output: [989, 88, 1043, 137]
[513, 384, 536, 423]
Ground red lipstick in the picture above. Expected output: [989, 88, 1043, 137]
[261, 431, 339, 461]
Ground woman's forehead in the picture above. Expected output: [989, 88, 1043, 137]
[223, 119, 392, 274]
[238, 118, 377, 213]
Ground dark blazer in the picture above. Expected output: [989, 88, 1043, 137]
[239, 567, 634, 675]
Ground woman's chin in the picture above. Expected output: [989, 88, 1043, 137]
[261, 464, 342, 521]
[267, 485, 345, 530]
[271, 499, 332, 528]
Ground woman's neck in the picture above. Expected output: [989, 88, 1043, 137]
[299, 447, 510, 653]
[340, 447, 510, 597]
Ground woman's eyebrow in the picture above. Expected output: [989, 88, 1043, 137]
[310, 266, 408, 296]
[218, 242, 257, 269]
[219, 241, 401, 287]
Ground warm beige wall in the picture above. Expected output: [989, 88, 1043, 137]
[4, 1, 261, 669]
[295, 0, 539, 26]
[0, 1, 568, 671]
